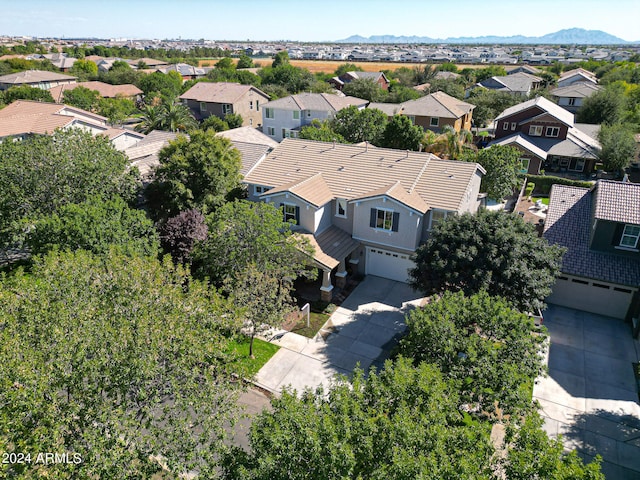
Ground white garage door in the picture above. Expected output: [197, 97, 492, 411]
[546, 275, 636, 319]
[365, 247, 415, 283]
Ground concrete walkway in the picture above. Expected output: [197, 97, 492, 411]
[254, 276, 425, 394]
[533, 304, 640, 479]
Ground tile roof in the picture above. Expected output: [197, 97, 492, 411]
[550, 82, 601, 99]
[231, 141, 271, 177]
[262, 173, 334, 208]
[400, 91, 475, 118]
[50, 81, 142, 101]
[245, 138, 484, 213]
[263, 93, 368, 111]
[544, 184, 640, 286]
[298, 225, 361, 270]
[594, 180, 640, 225]
[0, 69, 76, 86]
[352, 181, 429, 213]
[559, 68, 597, 82]
[216, 126, 278, 148]
[490, 133, 548, 160]
[480, 72, 542, 93]
[495, 96, 575, 125]
[368, 102, 403, 116]
[179, 82, 268, 104]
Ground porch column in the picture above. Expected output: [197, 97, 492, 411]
[348, 257, 360, 276]
[335, 260, 348, 289]
[319, 268, 333, 302]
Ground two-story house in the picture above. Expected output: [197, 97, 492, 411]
[550, 82, 601, 114]
[489, 96, 600, 175]
[0, 70, 76, 91]
[328, 71, 390, 91]
[557, 68, 598, 88]
[244, 138, 485, 300]
[179, 82, 270, 127]
[544, 180, 640, 320]
[261, 93, 368, 142]
[395, 91, 475, 133]
[469, 72, 542, 98]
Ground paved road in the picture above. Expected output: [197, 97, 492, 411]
[533, 304, 640, 479]
[254, 276, 425, 394]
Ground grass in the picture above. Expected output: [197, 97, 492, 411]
[225, 337, 280, 378]
[288, 311, 331, 338]
[532, 197, 549, 206]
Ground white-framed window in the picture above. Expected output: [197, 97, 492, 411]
[254, 185, 268, 195]
[511, 122, 517, 130]
[376, 209, 394, 231]
[503, 122, 509, 130]
[529, 125, 543, 136]
[283, 204, 297, 223]
[222, 104, 232, 115]
[267, 126, 275, 136]
[249, 100, 253, 110]
[520, 158, 530, 173]
[407, 115, 416, 125]
[335, 198, 347, 218]
[199, 102, 207, 112]
[293, 110, 300, 120]
[430, 117, 439, 127]
[620, 224, 640, 249]
[265, 107, 274, 119]
[428, 210, 449, 230]
[546, 126, 560, 137]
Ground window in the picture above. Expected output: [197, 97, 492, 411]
[511, 122, 517, 130]
[369, 208, 399, 232]
[568, 97, 576, 106]
[265, 107, 274, 119]
[283, 204, 298, 224]
[293, 110, 300, 120]
[249, 100, 253, 110]
[254, 185, 269, 195]
[407, 115, 416, 125]
[430, 117, 439, 127]
[199, 102, 207, 112]
[256, 100, 260, 111]
[545, 126, 560, 137]
[222, 104, 232, 115]
[620, 224, 640, 249]
[429, 210, 448, 230]
[528, 125, 543, 136]
[502, 122, 509, 130]
[520, 158, 530, 173]
[336, 198, 347, 218]
[267, 126, 275, 136]
[306, 109, 311, 117]
[250, 118, 253, 126]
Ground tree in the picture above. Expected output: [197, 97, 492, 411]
[331, 105, 388, 144]
[158, 208, 208, 264]
[145, 130, 242, 221]
[271, 50, 290, 68]
[0, 129, 138, 246]
[26, 195, 159, 257]
[137, 71, 183, 100]
[62, 85, 100, 111]
[96, 96, 136, 125]
[597, 123, 637, 173]
[158, 101, 197, 132]
[399, 291, 547, 416]
[0, 249, 241, 478]
[469, 144, 522, 200]
[2, 85, 54, 104]
[342, 78, 386, 102]
[69, 58, 98, 80]
[379, 114, 424, 150]
[224, 112, 244, 129]
[221, 358, 495, 479]
[410, 210, 565, 311]
[259, 64, 314, 94]
[467, 89, 520, 128]
[236, 54, 254, 69]
[334, 62, 363, 77]
[474, 65, 507, 83]
[201, 115, 229, 132]
[427, 125, 475, 160]
[576, 86, 627, 125]
[299, 119, 347, 143]
[215, 57, 234, 70]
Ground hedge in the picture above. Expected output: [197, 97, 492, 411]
[526, 174, 594, 195]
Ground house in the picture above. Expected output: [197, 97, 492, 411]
[329, 71, 390, 91]
[507, 65, 542, 76]
[550, 82, 601, 113]
[543, 180, 640, 320]
[40, 53, 77, 72]
[557, 68, 598, 88]
[489, 96, 600, 175]
[0, 70, 76, 91]
[156, 63, 206, 81]
[179, 82, 269, 127]
[261, 93, 368, 142]
[471, 72, 543, 97]
[398, 91, 475, 133]
[243, 138, 485, 299]
[125, 130, 182, 180]
[49, 81, 143, 103]
[215, 126, 277, 177]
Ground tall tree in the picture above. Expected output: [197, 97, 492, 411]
[427, 125, 475, 160]
[2, 85, 54, 104]
[467, 144, 522, 200]
[410, 210, 565, 311]
[597, 123, 637, 173]
[576, 85, 627, 125]
[331, 105, 388, 144]
[299, 119, 347, 143]
[69, 59, 98, 80]
[158, 208, 208, 264]
[379, 114, 424, 151]
[342, 78, 386, 102]
[62, 86, 100, 111]
[0, 250, 241, 478]
[236, 54, 254, 69]
[271, 50, 290, 68]
[145, 130, 242, 221]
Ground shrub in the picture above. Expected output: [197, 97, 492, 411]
[526, 174, 593, 195]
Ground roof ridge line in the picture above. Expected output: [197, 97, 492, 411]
[409, 155, 432, 194]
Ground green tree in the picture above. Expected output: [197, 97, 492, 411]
[427, 125, 475, 160]
[474, 65, 507, 83]
[379, 114, 424, 150]
[467, 89, 520, 128]
[438, 62, 459, 73]
[157, 101, 197, 132]
[399, 291, 547, 417]
[0, 249, 240, 479]
[26, 195, 159, 257]
[576, 85, 627, 125]
[62, 85, 100, 111]
[201, 115, 230, 132]
[215, 57, 234, 70]
[96, 96, 136, 125]
[145, 130, 242, 220]
[271, 50, 290, 68]
[236, 54, 254, 69]
[299, 119, 347, 143]
[410, 210, 565, 311]
[137, 71, 183, 100]
[260, 64, 315, 94]
[2, 85, 54, 104]
[597, 123, 637, 172]
[470, 144, 522, 200]
[222, 358, 495, 479]
[224, 112, 244, 129]
[69, 58, 98, 80]
[331, 105, 388, 144]
[334, 62, 363, 77]
[342, 77, 386, 102]
[0, 129, 138, 246]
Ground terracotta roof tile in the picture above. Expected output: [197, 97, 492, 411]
[179, 82, 268, 104]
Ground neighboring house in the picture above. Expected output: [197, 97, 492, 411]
[215, 126, 277, 177]
[557, 68, 598, 88]
[507, 65, 542, 76]
[489, 96, 600, 175]
[244, 138, 485, 299]
[329, 71, 390, 91]
[261, 93, 368, 142]
[470, 72, 542, 97]
[434, 71, 461, 81]
[179, 82, 269, 126]
[50, 81, 143, 102]
[550, 82, 601, 113]
[125, 130, 182, 180]
[0, 100, 144, 150]
[398, 91, 475, 133]
[0, 70, 76, 91]
[543, 180, 640, 320]
[157, 63, 206, 81]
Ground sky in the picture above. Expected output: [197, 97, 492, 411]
[1, 0, 639, 42]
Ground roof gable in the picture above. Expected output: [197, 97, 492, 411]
[179, 82, 268, 104]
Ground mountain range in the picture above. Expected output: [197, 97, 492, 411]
[337, 28, 633, 45]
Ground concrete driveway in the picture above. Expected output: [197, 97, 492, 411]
[533, 304, 640, 479]
[254, 276, 425, 394]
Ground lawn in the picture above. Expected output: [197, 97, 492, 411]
[226, 337, 280, 378]
[532, 197, 549, 206]
[288, 311, 331, 338]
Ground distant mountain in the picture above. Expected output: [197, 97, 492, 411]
[337, 28, 630, 45]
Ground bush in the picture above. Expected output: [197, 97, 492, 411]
[526, 174, 593, 195]
[524, 182, 535, 197]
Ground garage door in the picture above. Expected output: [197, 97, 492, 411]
[546, 275, 636, 319]
[365, 247, 415, 283]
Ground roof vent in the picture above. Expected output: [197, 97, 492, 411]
[338, 166, 344, 171]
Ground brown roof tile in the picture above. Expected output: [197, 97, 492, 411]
[594, 180, 640, 225]
[179, 82, 268, 104]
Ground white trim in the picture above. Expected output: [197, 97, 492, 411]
[427, 209, 452, 231]
[620, 224, 640, 249]
[335, 198, 347, 218]
[347, 195, 425, 216]
[282, 203, 297, 223]
[352, 236, 414, 254]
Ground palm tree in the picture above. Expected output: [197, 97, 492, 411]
[159, 102, 197, 133]
[425, 125, 476, 160]
[135, 105, 163, 134]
